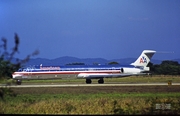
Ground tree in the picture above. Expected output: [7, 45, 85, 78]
[159, 61, 180, 75]
[108, 62, 119, 65]
[0, 33, 39, 79]
[151, 60, 180, 75]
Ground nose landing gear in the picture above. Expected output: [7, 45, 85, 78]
[16, 80, 22, 85]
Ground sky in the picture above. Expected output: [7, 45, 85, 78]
[0, 0, 180, 61]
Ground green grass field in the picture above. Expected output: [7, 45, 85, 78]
[1, 75, 180, 85]
[0, 88, 180, 115]
[0, 75, 180, 114]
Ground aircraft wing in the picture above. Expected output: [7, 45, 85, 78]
[77, 73, 147, 79]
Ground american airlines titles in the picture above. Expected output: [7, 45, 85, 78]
[40, 66, 60, 70]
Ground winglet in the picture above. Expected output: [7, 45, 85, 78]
[130, 50, 156, 67]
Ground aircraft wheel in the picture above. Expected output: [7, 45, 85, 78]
[98, 79, 104, 84]
[16, 80, 22, 85]
[86, 79, 92, 84]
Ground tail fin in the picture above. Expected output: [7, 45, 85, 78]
[130, 50, 156, 67]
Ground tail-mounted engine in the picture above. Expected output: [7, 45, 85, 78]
[121, 68, 124, 73]
[120, 68, 141, 74]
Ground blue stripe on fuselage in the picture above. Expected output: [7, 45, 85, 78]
[17, 64, 135, 72]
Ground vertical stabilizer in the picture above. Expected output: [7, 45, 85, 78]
[130, 50, 156, 67]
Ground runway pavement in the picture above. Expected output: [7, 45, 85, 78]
[1, 83, 180, 88]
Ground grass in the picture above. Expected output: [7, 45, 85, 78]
[1, 75, 180, 85]
[0, 91, 180, 114]
[0, 75, 180, 114]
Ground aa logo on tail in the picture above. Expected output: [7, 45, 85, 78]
[140, 56, 147, 63]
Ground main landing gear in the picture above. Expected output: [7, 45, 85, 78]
[86, 78, 104, 84]
[98, 78, 104, 84]
[86, 79, 92, 84]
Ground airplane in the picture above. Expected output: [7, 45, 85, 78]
[12, 50, 156, 85]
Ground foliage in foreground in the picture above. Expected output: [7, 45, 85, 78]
[0, 33, 39, 79]
[0, 88, 180, 115]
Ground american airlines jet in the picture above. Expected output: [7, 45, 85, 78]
[12, 50, 156, 85]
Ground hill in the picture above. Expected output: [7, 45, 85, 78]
[22, 56, 180, 67]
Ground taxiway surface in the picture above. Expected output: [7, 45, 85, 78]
[1, 83, 180, 88]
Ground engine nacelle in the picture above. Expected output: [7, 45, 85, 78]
[143, 67, 150, 71]
[121, 68, 141, 74]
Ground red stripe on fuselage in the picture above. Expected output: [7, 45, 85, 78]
[13, 70, 121, 76]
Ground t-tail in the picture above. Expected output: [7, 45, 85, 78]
[130, 50, 156, 71]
